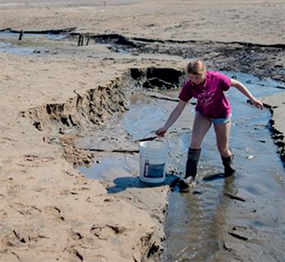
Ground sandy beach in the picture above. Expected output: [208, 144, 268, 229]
[1, 0, 285, 261]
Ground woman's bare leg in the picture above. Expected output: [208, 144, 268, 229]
[179, 112, 212, 190]
[213, 121, 232, 157]
[190, 112, 212, 149]
[214, 121, 236, 176]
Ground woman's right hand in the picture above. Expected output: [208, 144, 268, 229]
[251, 97, 264, 110]
[155, 127, 168, 137]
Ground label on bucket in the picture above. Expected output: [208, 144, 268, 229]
[143, 160, 165, 178]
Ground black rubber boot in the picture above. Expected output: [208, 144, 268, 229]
[179, 148, 201, 190]
[222, 154, 236, 177]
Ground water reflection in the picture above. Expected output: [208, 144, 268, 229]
[164, 173, 237, 261]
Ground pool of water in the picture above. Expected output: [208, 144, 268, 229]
[0, 32, 67, 40]
[0, 32, 68, 55]
[77, 72, 285, 261]
[0, 42, 36, 55]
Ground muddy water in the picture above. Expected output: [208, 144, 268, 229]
[0, 41, 36, 55]
[0, 32, 67, 55]
[77, 72, 285, 261]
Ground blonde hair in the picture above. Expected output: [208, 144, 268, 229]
[186, 60, 206, 75]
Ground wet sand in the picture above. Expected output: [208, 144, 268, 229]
[0, 0, 285, 261]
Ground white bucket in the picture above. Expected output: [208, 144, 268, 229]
[139, 140, 168, 184]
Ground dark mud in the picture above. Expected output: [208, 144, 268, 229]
[92, 34, 285, 82]
[1, 30, 284, 82]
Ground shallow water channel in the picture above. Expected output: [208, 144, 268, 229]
[0, 32, 67, 55]
[77, 72, 285, 261]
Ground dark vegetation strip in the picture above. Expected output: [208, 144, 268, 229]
[0, 27, 76, 34]
[224, 193, 246, 202]
[228, 232, 249, 241]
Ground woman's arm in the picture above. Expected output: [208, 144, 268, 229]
[231, 79, 264, 110]
[156, 100, 187, 136]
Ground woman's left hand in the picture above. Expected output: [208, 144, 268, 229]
[252, 97, 264, 110]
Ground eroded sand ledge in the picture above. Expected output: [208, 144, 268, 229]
[0, 51, 189, 261]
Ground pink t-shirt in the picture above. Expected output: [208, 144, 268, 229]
[179, 71, 232, 118]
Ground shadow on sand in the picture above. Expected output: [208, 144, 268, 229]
[107, 172, 232, 194]
[107, 173, 180, 194]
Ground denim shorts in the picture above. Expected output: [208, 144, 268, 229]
[211, 114, 232, 124]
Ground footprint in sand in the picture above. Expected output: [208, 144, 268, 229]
[67, 230, 104, 252]
[1, 229, 49, 249]
[45, 206, 65, 221]
[12, 203, 41, 216]
[90, 224, 126, 240]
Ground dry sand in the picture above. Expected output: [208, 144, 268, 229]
[0, 0, 285, 261]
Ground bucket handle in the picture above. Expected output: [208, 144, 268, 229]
[141, 130, 170, 148]
[138, 131, 172, 158]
